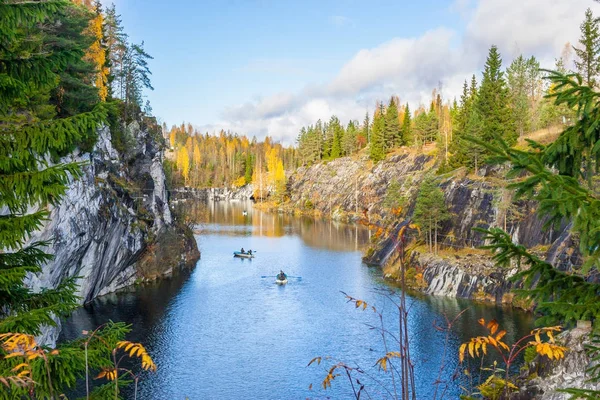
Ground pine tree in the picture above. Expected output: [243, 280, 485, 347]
[370, 103, 386, 163]
[573, 8, 600, 87]
[385, 96, 402, 148]
[104, 3, 127, 99]
[477, 45, 516, 145]
[121, 41, 154, 121]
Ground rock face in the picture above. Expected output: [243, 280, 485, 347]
[512, 322, 600, 399]
[26, 121, 199, 307]
[286, 151, 578, 304]
[417, 254, 517, 303]
[171, 185, 254, 201]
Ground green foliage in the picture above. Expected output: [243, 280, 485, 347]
[542, 70, 600, 188]
[382, 179, 405, 211]
[0, 0, 109, 337]
[470, 70, 600, 328]
[385, 96, 402, 149]
[370, 103, 386, 162]
[413, 109, 439, 148]
[328, 115, 344, 159]
[507, 55, 540, 138]
[523, 345, 538, 366]
[401, 103, 412, 145]
[476, 45, 516, 146]
[573, 8, 600, 87]
[413, 176, 450, 253]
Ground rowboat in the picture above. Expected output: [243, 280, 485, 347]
[233, 251, 254, 258]
[275, 278, 288, 285]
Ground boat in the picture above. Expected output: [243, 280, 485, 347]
[275, 272, 287, 285]
[233, 251, 254, 258]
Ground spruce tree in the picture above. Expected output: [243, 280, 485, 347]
[363, 111, 370, 144]
[573, 8, 600, 87]
[401, 103, 412, 145]
[477, 45, 516, 146]
[329, 115, 343, 159]
[385, 96, 402, 149]
[369, 103, 386, 163]
[342, 120, 358, 156]
[0, 0, 108, 333]
[0, 1, 140, 397]
[507, 55, 530, 139]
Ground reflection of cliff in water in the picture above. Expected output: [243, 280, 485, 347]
[181, 200, 371, 252]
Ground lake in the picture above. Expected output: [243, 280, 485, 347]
[60, 200, 533, 399]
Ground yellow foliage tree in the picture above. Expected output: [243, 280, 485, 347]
[265, 147, 286, 201]
[169, 129, 176, 149]
[83, 5, 108, 101]
[176, 147, 190, 185]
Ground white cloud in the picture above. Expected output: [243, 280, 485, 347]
[205, 0, 600, 145]
[329, 28, 460, 96]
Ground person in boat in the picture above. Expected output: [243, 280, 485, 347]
[240, 247, 245, 254]
[247, 249, 252, 256]
[277, 270, 287, 281]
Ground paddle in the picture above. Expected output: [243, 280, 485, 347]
[261, 275, 301, 279]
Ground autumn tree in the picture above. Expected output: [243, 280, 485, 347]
[84, 1, 109, 101]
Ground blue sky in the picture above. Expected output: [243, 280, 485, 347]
[110, 0, 599, 144]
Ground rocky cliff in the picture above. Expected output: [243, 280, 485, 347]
[285, 150, 579, 304]
[25, 120, 200, 309]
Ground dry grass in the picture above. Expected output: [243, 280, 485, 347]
[516, 125, 563, 149]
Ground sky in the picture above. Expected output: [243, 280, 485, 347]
[109, 0, 600, 144]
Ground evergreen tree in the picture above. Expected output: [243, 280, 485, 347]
[385, 96, 402, 148]
[329, 115, 343, 159]
[573, 8, 600, 87]
[477, 45, 516, 145]
[413, 176, 450, 255]
[45, 2, 100, 117]
[473, 71, 600, 336]
[0, 1, 135, 397]
[103, 3, 127, 99]
[370, 103, 386, 163]
[401, 103, 412, 145]
[342, 120, 358, 156]
[507, 55, 531, 139]
[122, 41, 154, 120]
[363, 111, 370, 144]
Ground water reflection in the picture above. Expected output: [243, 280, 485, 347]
[182, 200, 371, 251]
